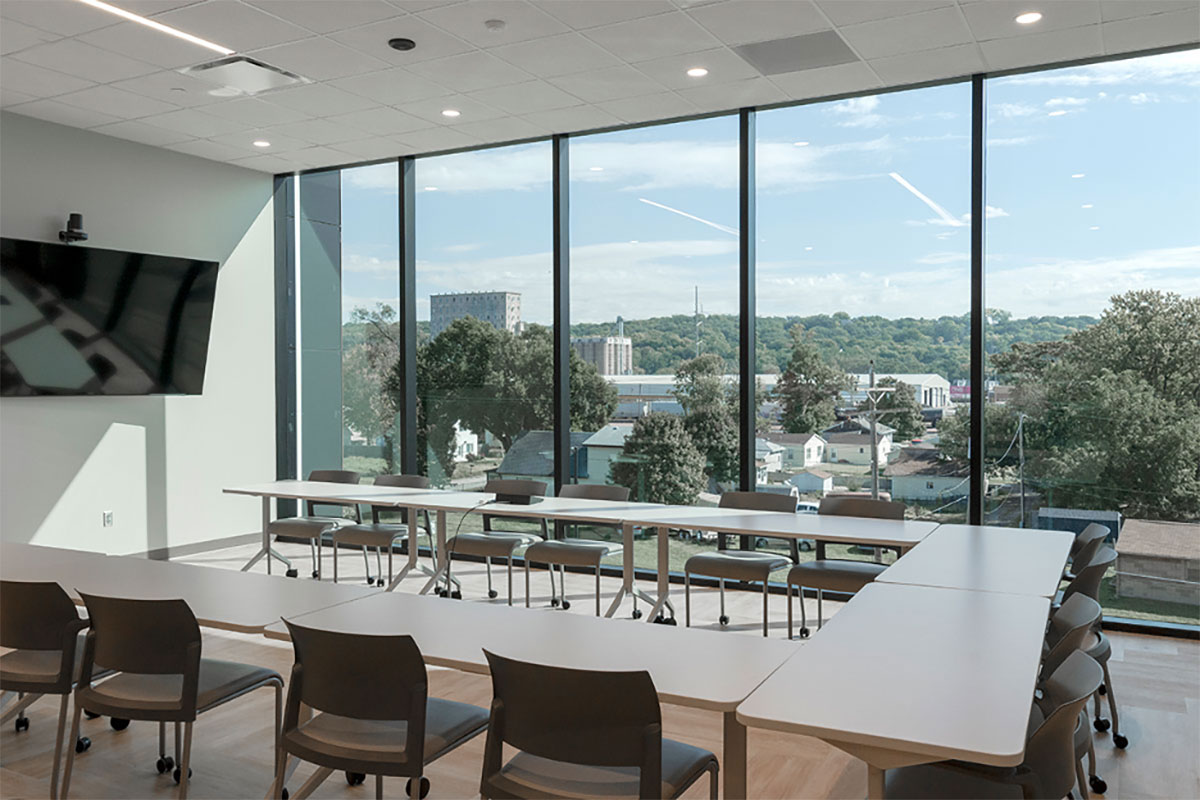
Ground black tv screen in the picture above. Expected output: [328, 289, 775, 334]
[0, 237, 219, 396]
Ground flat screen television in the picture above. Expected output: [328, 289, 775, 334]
[0, 237, 219, 396]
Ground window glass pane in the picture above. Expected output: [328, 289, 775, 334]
[984, 51, 1200, 625]
[755, 83, 972, 566]
[569, 116, 740, 575]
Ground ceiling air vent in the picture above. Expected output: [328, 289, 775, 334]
[733, 30, 860, 76]
[180, 56, 308, 97]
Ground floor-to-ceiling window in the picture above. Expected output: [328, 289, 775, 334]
[983, 50, 1200, 626]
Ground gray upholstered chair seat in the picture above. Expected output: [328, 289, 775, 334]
[884, 762, 1027, 799]
[447, 531, 541, 559]
[331, 523, 407, 548]
[787, 560, 886, 594]
[525, 538, 621, 569]
[78, 658, 280, 715]
[281, 699, 488, 773]
[488, 738, 717, 800]
[267, 516, 352, 540]
[686, 551, 789, 583]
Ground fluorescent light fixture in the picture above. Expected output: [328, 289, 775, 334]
[253, 140, 271, 148]
[74, 0, 233, 55]
[793, 141, 810, 147]
[1048, 110, 1067, 116]
[1015, 11, 1043, 24]
[1071, 173, 1085, 178]
[441, 109, 461, 118]
[686, 67, 708, 77]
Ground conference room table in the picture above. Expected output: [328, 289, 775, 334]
[736, 581, 1053, 799]
[263, 587, 799, 800]
[877, 523, 1074, 597]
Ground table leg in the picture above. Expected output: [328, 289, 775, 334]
[867, 765, 885, 800]
[605, 522, 637, 617]
[419, 510, 449, 595]
[723, 710, 747, 800]
[242, 496, 292, 574]
[386, 506, 422, 591]
[643, 525, 672, 622]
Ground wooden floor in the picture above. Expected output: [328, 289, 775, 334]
[1, 539, 1197, 800]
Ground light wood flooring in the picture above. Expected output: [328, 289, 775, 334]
[1, 539, 1196, 799]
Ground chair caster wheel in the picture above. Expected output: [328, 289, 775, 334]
[84, 710, 101, 720]
[451, 590, 462, 599]
[281, 788, 289, 800]
[365, 577, 375, 586]
[14, 717, 29, 733]
[376, 579, 386, 587]
[436, 588, 448, 597]
[75, 736, 91, 753]
[799, 627, 810, 639]
[488, 589, 498, 599]
[1098, 684, 1107, 696]
[719, 615, 729, 626]
[157, 756, 175, 774]
[561, 600, 571, 610]
[311, 570, 320, 579]
[1090, 775, 1107, 793]
[550, 598, 560, 607]
[1094, 718, 1111, 732]
[631, 608, 643, 619]
[110, 717, 130, 731]
[406, 776, 431, 798]
[653, 615, 676, 625]
[1113, 734, 1128, 749]
[173, 767, 192, 784]
[346, 771, 366, 786]
[285, 569, 299, 578]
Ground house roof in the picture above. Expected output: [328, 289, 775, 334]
[1117, 519, 1200, 562]
[883, 448, 970, 478]
[582, 424, 632, 448]
[763, 432, 825, 446]
[825, 431, 887, 445]
[496, 430, 591, 478]
[790, 469, 832, 481]
[823, 418, 896, 437]
[755, 438, 784, 456]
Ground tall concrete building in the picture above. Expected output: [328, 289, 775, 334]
[572, 335, 633, 375]
[429, 291, 521, 338]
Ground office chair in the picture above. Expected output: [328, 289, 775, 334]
[331, 474, 435, 587]
[267, 469, 361, 579]
[1064, 523, 1109, 582]
[1041, 594, 1106, 796]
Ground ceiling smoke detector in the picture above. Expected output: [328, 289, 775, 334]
[388, 37, 416, 51]
[181, 56, 308, 97]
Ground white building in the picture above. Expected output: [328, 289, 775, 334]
[430, 291, 521, 338]
[573, 335, 633, 375]
[883, 448, 969, 502]
[580, 424, 632, 485]
[761, 432, 826, 469]
[451, 422, 478, 462]
[786, 469, 834, 495]
[844, 373, 952, 409]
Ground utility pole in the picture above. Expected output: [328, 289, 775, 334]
[694, 285, 703, 358]
[869, 363, 879, 500]
[1017, 412, 1026, 528]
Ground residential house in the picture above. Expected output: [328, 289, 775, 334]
[580, 424, 632, 486]
[786, 470, 834, 496]
[1116, 520, 1200, 606]
[762, 432, 826, 469]
[882, 448, 969, 503]
[755, 438, 785, 484]
[492, 430, 590, 483]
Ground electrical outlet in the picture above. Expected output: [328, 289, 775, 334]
[102, 510, 113, 527]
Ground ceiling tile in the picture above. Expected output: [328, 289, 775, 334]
[1, 87, 39, 107]
[408, 50, 534, 92]
[960, 0, 1100, 41]
[264, 83, 380, 115]
[166, 137, 252, 161]
[533, 0, 675, 30]
[324, 105, 432, 135]
[769, 60, 883, 100]
[262, 118, 371, 145]
[12, 40, 158, 83]
[208, 128, 310, 152]
[686, 0, 828, 45]
[55, 85, 180, 119]
[0, 57, 95, 98]
[489, 32, 622, 77]
[520, 104, 623, 134]
[0, 19, 59, 55]
[675, 75, 787, 110]
[330, 67, 450, 105]
[839, 6, 974, 60]
[7, 99, 123, 128]
[1100, 1, 1198, 22]
[451, 115, 549, 142]
[870, 42, 984, 84]
[245, 0, 404, 33]
[229, 152, 297, 172]
[0, 0, 120, 36]
[201, 97, 309, 125]
[583, 10, 721, 62]
[595, 90, 697, 123]
[980, 25, 1102, 71]
[154, 1, 312, 52]
[402, 93, 508, 124]
[466, 79, 583, 114]
[416, 1, 569, 47]
[140, 107, 251, 136]
[250, 36, 389, 81]
[395, 125, 480, 151]
[334, 135, 410, 159]
[78, 21, 216, 69]
[329, 16, 474, 65]
[816, 0, 954, 28]
[118, 1, 208, 14]
[632, 47, 761, 89]
[91, 119, 195, 146]
[1102, 7, 1200, 53]
[109, 71, 226, 107]
[548, 64, 666, 102]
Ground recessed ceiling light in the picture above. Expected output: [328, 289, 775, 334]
[686, 67, 708, 77]
[74, 0, 233, 54]
[1071, 173, 1085, 178]
[388, 37, 416, 52]
[253, 140, 270, 148]
[1082, 203, 1094, 208]
[793, 141, 810, 147]
[424, 186, 438, 191]
[1048, 110, 1067, 116]
[1015, 11, 1043, 24]
[589, 166, 603, 172]
[441, 109, 461, 118]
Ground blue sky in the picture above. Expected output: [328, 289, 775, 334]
[339, 48, 1199, 326]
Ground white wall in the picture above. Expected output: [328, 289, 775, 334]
[0, 112, 275, 554]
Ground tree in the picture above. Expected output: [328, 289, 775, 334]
[673, 354, 738, 485]
[859, 378, 925, 441]
[609, 413, 706, 505]
[342, 304, 400, 471]
[774, 325, 853, 433]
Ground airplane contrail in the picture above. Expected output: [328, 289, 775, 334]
[638, 197, 739, 236]
[887, 171, 965, 227]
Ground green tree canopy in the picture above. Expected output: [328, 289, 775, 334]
[774, 325, 853, 434]
[609, 413, 706, 505]
[859, 377, 925, 441]
[673, 354, 738, 485]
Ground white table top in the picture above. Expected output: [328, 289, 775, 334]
[263, 590, 799, 711]
[618, 507, 938, 548]
[223, 480, 433, 505]
[877, 524, 1073, 597]
[737, 582, 1050, 766]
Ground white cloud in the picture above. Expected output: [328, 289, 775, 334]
[991, 102, 1039, 119]
[915, 252, 970, 265]
[1126, 92, 1159, 104]
[343, 253, 397, 275]
[1045, 96, 1089, 108]
[342, 163, 400, 192]
[444, 243, 483, 253]
[830, 94, 884, 128]
[987, 136, 1038, 147]
[1001, 49, 1200, 88]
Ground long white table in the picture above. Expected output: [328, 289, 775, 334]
[877, 524, 1073, 597]
[737, 582, 1051, 799]
[263, 589, 799, 799]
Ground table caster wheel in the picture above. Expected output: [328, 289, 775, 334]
[173, 767, 192, 784]
[286, 568, 299, 578]
[1098, 684, 1107, 696]
[406, 776, 431, 799]
[311, 570, 320, 579]
[1090, 775, 1107, 794]
[719, 615, 729, 626]
[84, 710, 101, 720]
[799, 627, 810, 639]
[561, 600, 571, 610]
[1113, 734, 1128, 749]
[376, 579, 386, 587]
[451, 590, 462, 600]
[1094, 718, 1110, 732]
[631, 608, 642, 619]
[281, 789, 289, 800]
[157, 756, 175, 774]
[346, 771, 366, 786]
[14, 717, 29, 733]
[665, 617, 677, 625]
[488, 590, 498, 599]
[75, 736, 91, 753]
[110, 717, 130, 731]
[550, 597, 560, 607]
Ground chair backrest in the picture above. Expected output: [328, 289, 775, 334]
[1, 580, 81, 651]
[719, 490, 797, 513]
[1024, 651, 1103, 798]
[558, 483, 630, 502]
[818, 495, 906, 520]
[483, 650, 661, 770]
[305, 469, 361, 516]
[1061, 546, 1116, 605]
[1042, 594, 1102, 678]
[79, 593, 200, 676]
[1071, 523, 1110, 558]
[484, 479, 548, 505]
[370, 474, 431, 523]
[1070, 525, 1109, 574]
